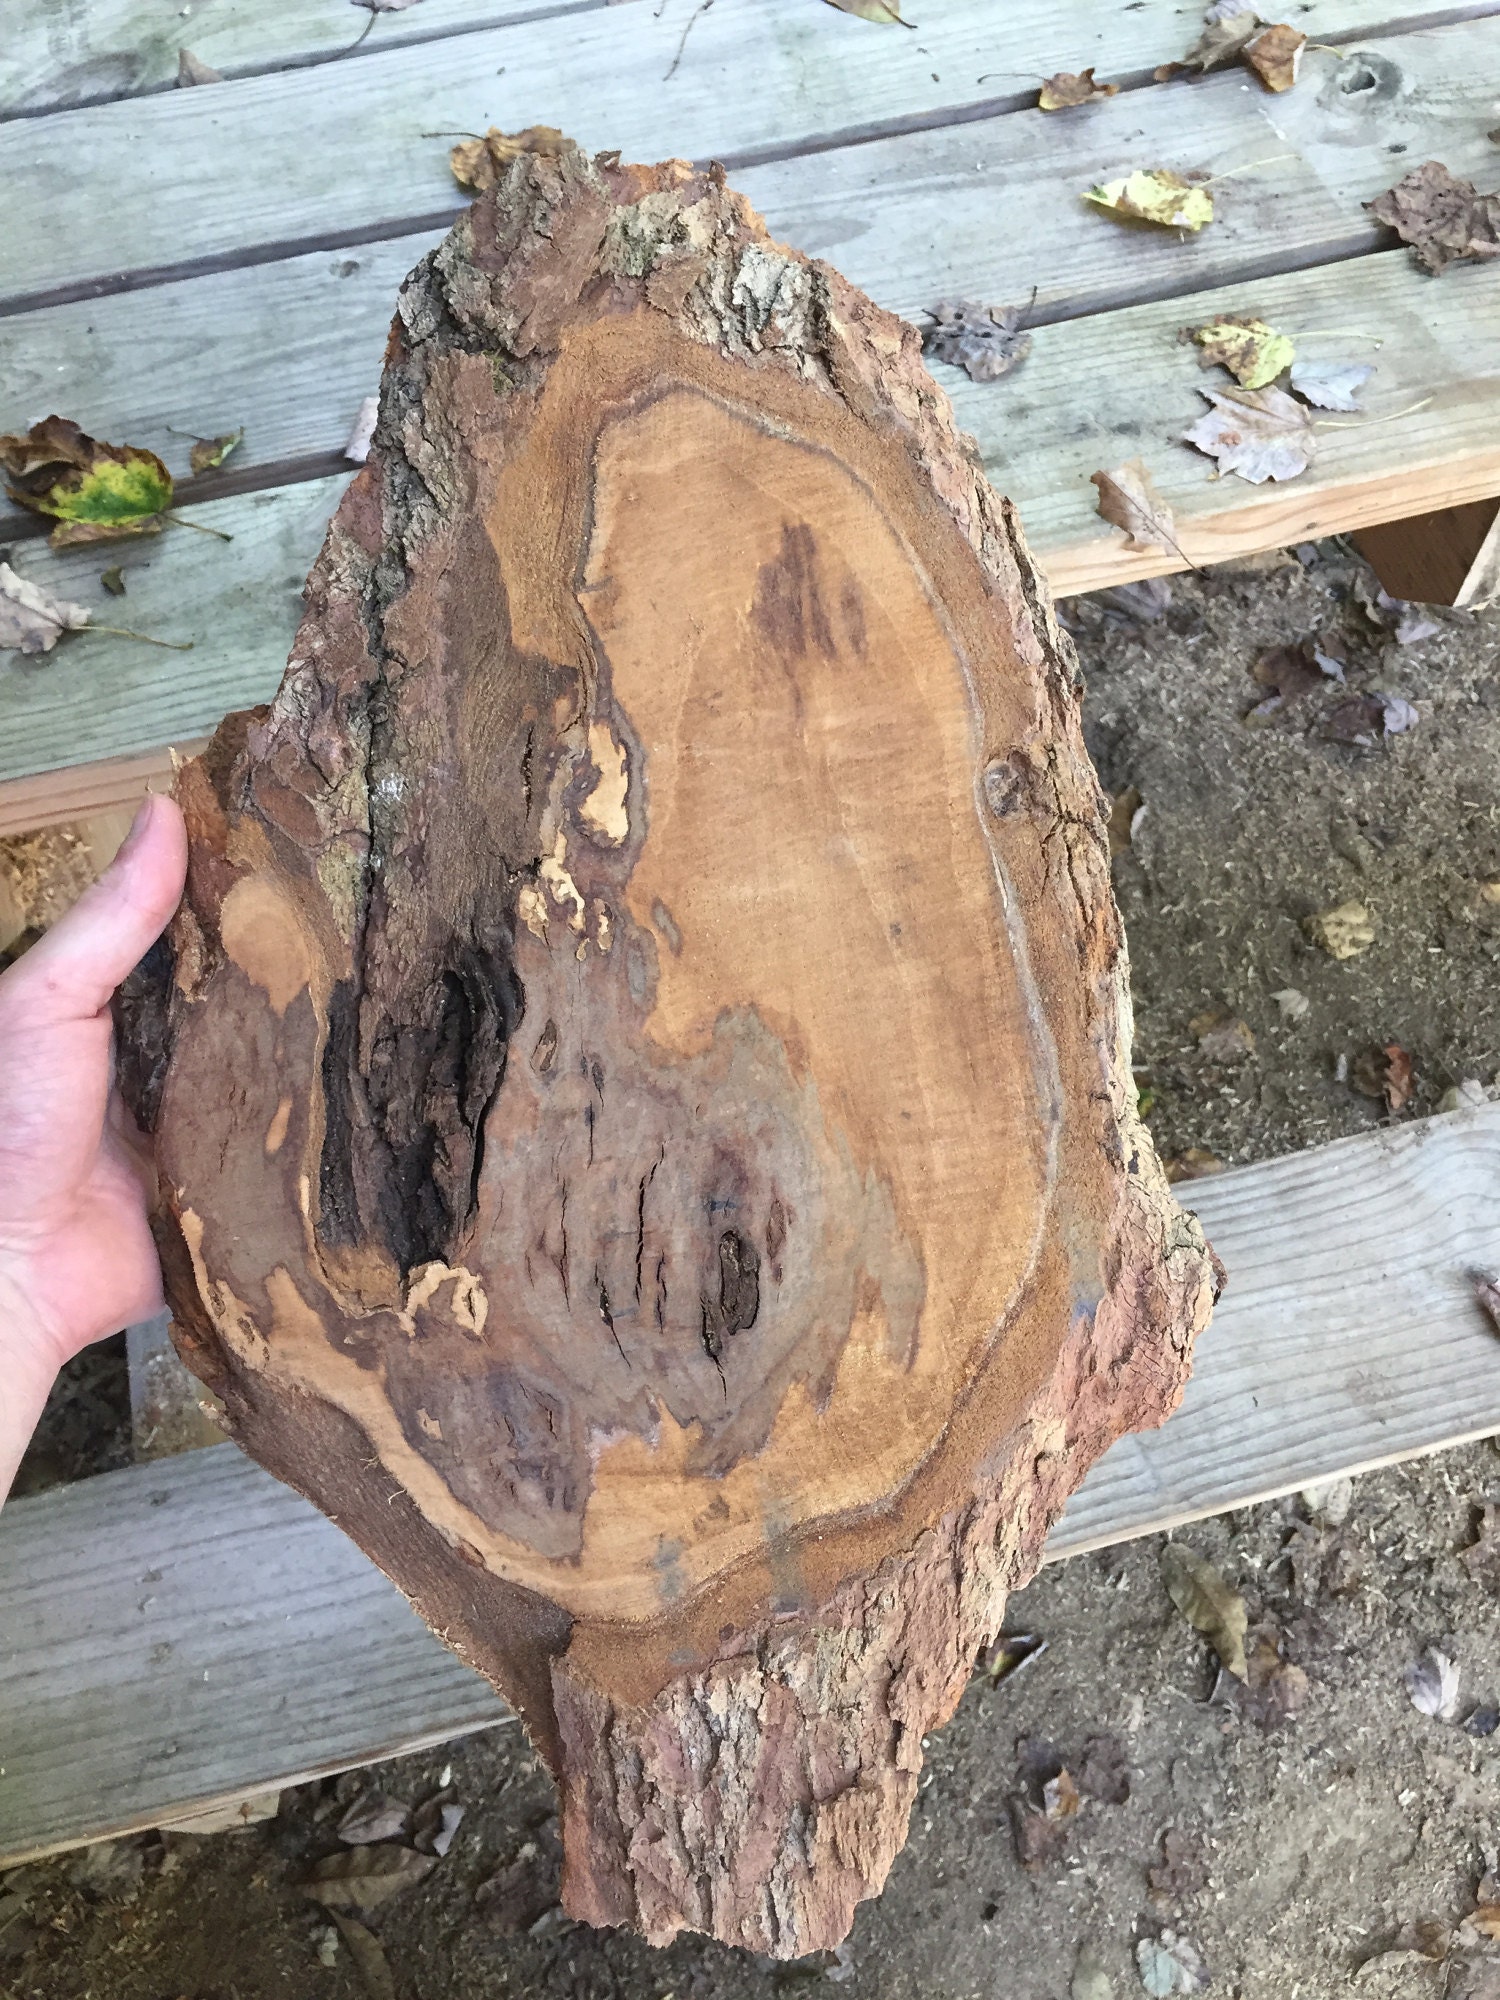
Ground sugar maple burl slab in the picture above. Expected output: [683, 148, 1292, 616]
[121, 146, 1217, 1954]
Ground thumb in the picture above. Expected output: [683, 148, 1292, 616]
[0, 793, 188, 1026]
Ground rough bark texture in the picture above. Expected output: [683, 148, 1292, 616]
[121, 147, 1219, 1957]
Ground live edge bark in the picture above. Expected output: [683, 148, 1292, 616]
[119, 147, 1218, 1956]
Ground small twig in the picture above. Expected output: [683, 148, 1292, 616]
[663, 0, 713, 80]
[163, 511, 233, 542]
[83, 624, 194, 651]
[1316, 395, 1433, 430]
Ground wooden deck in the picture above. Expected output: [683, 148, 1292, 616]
[2, 0, 1499, 829]
[4, 1099, 1500, 1867]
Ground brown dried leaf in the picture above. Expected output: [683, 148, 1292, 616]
[1043, 1768, 1081, 1819]
[1091, 460, 1178, 553]
[1161, 1544, 1248, 1678]
[337, 1791, 412, 1846]
[1155, 12, 1262, 79]
[1038, 67, 1119, 110]
[1108, 786, 1143, 858]
[1237, 1625, 1310, 1727]
[1149, 1828, 1209, 1901]
[330, 1914, 397, 2000]
[1472, 1906, 1500, 1940]
[0, 563, 91, 655]
[1011, 1799, 1069, 1869]
[824, 0, 914, 21]
[1191, 1010, 1256, 1063]
[449, 125, 568, 193]
[1182, 386, 1315, 483]
[187, 428, 243, 474]
[1075, 1733, 1131, 1806]
[1243, 23, 1305, 90]
[1246, 636, 1342, 717]
[1162, 1148, 1225, 1184]
[1382, 1043, 1415, 1113]
[924, 300, 1032, 382]
[1366, 161, 1500, 275]
[177, 48, 223, 85]
[1477, 1276, 1500, 1334]
[302, 1846, 435, 1911]
[475, 1837, 560, 1933]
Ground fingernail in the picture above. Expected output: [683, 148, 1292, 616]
[115, 792, 156, 865]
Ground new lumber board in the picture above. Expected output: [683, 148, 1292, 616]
[4, 249, 1497, 832]
[2, 8, 1498, 306]
[3, 1100, 1499, 1868]
[0, 0, 620, 117]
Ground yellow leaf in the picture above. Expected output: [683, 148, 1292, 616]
[1192, 315, 1295, 389]
[1086, 170, 1214, 232]
[449, 126, 568, 193]
[0, 416, 173, 548]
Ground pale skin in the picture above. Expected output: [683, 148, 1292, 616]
[0, 793, 188, 1502]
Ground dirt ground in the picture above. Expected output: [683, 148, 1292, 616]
[4, 545, 1500, 2000]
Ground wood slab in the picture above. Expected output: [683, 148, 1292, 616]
[3, 1100, 1499, 1869]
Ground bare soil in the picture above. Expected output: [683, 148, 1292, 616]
[4, 547, 1500, 2000]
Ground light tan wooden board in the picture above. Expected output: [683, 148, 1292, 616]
[1, 0, 620, 117]
[6, 249, 1498, 823]
[2, 5, 1496, 305]
[7, 17, 1499, 501]
[2, 1100, 1498, 1866]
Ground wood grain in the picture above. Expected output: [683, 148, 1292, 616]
[1, 8, 1495, 304]
[4, 1099, 1497, 1872]
[1354, 497, 1500, 605]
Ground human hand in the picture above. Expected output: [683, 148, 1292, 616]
[0, 792, 187, 1501]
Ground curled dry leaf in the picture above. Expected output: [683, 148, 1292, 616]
[1043, 1768, 1081, 1819]
[1182, 385, 1314, 483]
[1039, 68, 1119, 110]
[1366, 161, 1500, 275]
[824, 0, 914, 20]
[1091, 460, 1179, 554]
[1192, 315, 1295, 390]
[1156, 12, 1263, 79]
[1160, 1543, 1248, 1679]
[187, 428, 243, 474]
[177, 48, 223, 85]
[0, 563, 91, 655]
[0, 416, 173, 546]
[1191, 1009, 1256, 1063]
[924, 300, 1032, 382]
[302, 1846, 436, 1911]
[1243, 22, 1306, 90]
[1303, 900, 1374, 959]
[1381, 1043, 1415, 1112]
[330, 1914, 397, 2000]
[1087, 170, 1213, 232]
[1162, 1148, 1225, 1184]
[336, 1790, 411, 1846]
[1475, 1276, 1500, 1334]
[449, 125, 568, 193]
[1404, 1646, 1461, 1721]
[1246, 635, 1344, 717]
[1289, 359, 1373, 411]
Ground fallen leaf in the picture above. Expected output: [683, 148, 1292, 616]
[1301, 1474, 1353, 1525]
[0, 563, 91, 655]
[1136, 1932, 1210, 1996]
[1247, 636, 1339, 716]
[1191, 1009, 1256, 1062]
[1148, 1828, 1209, 1901]
[1272, 987, 1310, 1021]
[1238, 1624, 1310, 1727]
[1087, 170, 1214, 232]
[1075, 1733, 1131, 1805]
[1160, 1544, 1248, 1678]
[1462, 1505, 1500, 1588]
[0, 417, 173, 546]
[302, 1847, 435, 1911]
[1472, 1907, 1500, 1941]
[187, 427, 243, 474]
[1072, 1946, 1116, 2000]
[330, 1914, 397, 2000]
[337, 1791, 411, 1846]
[982, 1631, 1048, 1685]
[826, 0, 914, 17]
[1382, 1043, 1415, 1112]
[924, 299, 1032, 382]
[1366, 161, 1500, 275]
[412, 1788, 464, 1857]
[1096, 578, 1175, 625]
[1192, 314, 1295, 389]
[1091, 460, 1179, 553]
[1289, 359, 1374, 410]
[1405, 1647, 1461, 1721]
[1321, 692, 1419, 745]
[1156, 13, 1263, 79]
[1108, 786, 1144, 858]
[1304, 900, 1374, 959]
[1162, 1147, 1225, 1183]
[1011, 1798, 1069, 1869]
[345, 396, 379, 465]
[1477, 1276, 1500, 1333]
[1182, 385, 1315, 483]
[1243, 22, 1306, 90]
[1039, 68, 1119, 110]
[1043, 1768, 1081, 1819]
[177, 48, 223, 85]
[449, 125, 568, 193]
[100, 565, 126, 596]
[476, 1843, 560, 1932]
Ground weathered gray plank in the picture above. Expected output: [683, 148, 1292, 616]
[1, 0, 620, 118]
[2, 1101, 1498, 1865]
[7, 248, 1498, 824]
[2, 5, 1496, 305]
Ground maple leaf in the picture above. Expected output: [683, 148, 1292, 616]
[1086, 170, 1213, 232]
[824, 0, 914, 20]
[1156, 13, 1262, 79]
[1192, 314, 1295, 390]
[1243, 22, 1305, 90]
[1182, 385, 1314, 482]
[924, 299, 1032, 382]
[449, 125, 568, 193]
[1288, 359, 1372, 410]
[1091, 460, 1180, 554]
[0, 562, 90, 655]
[1366, 161, 1500, 275]
[1038, 68, 1119, 110]
[0, 417, 173, 546]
